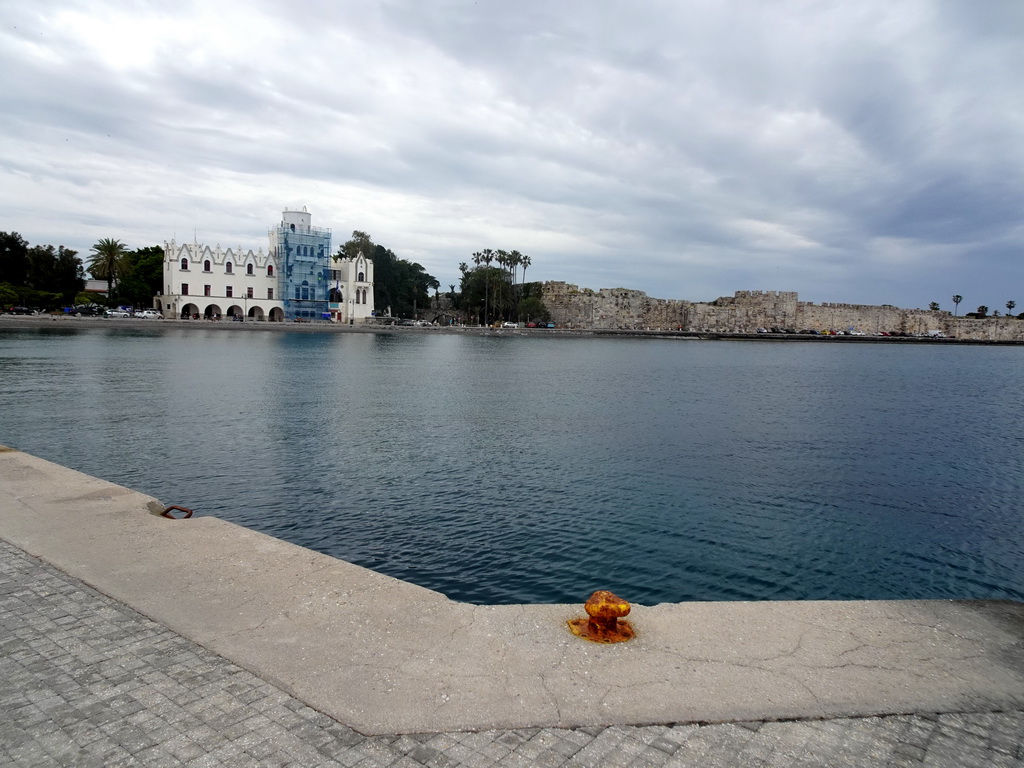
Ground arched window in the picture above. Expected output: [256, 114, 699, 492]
[358, 271, 365, 282]
[181, 258, 188, 270]
[246, 263, 254, 275]
[225, 262, 233, 274]
[204, 260, 211, 272]
[267, 265, 274, 277]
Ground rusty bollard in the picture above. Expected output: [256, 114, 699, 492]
[568, 590, 635, 643]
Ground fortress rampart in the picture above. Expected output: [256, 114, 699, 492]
[540, 283, 1024, 341]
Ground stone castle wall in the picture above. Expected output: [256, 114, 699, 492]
[541, 282, 689, 330]
[540, 283, 1024, 341]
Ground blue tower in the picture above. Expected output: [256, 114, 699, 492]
[271, 208, 332, 321]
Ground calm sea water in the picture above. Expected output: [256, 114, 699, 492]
[2, 324, 1023, 605]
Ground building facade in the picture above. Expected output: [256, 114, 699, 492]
[158, 208, 374, 323]
[329, 250, 375, 324]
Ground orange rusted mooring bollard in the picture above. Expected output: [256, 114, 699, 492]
[568, 590, 635, 643]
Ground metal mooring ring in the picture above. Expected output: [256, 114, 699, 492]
[160, 505, 194, 519]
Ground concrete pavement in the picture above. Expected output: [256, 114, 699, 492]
[2, 446, 1024, 765]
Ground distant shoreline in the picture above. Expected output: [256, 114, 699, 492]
[2, 313, 1021, 345]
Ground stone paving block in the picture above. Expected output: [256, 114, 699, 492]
[5, 538, 1024, 768]
[623, 745, 671, 767]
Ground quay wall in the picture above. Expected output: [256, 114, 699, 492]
[540, 283, 1024, 341]
[3, 447, 1024, 735]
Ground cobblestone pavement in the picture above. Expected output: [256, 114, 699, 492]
[3, 538, 1023, 768]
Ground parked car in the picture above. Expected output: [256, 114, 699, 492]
[6, 306, 35, 315]
[139, 309, 162, 319]
[68, 306, 100, 316]
[501, 321, 517, 328]
[105, 309, 131, 318]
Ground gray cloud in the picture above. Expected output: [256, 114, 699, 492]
[1, 0, 1022, 310]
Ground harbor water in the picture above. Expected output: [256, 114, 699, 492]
[2, 324, 1023, 605]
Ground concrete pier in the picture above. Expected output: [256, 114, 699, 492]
[2, 446, 1023, 765]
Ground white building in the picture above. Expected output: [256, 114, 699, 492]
[158, 208, 374, 323]
[329, 250, 375, 325]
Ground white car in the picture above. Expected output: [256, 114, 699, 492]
[139, 309, 162, 319]
[501, 321, 517, 328]
[105, 309, 130, 318]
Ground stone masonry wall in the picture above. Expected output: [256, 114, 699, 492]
[540, 282, 1024, 341]
[541, 282, 689, 330]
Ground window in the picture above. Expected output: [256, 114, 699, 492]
[204, 285, 211, 297]
[204, 260, 211, 272]
[180, 258, 189, 270]
[225, 262, 233, 274]
[358, 271, 365, 282]
[268, 288, 274, 300]
[247, 263, 254, 275]
[247, 287, 254, 299]
[295, 286, 301, 300]
[181, 283, 189, 295]
[267, 265, 274, 277]
[226, 286, 233, 298]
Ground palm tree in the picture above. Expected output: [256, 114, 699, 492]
[481, 249, 494, 325]
[520, 253, 531, 287]
[88, 238, 127, 298]
[928, 302, 940, 311]
[1007, 300, 1016, 316]
[505, 250, 519, 286]
[952, 295, 962, 316]
[977, 305, 989, 317]
[506, 250, 523, 320]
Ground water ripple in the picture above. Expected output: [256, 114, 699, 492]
[3, 329, 1024, 604]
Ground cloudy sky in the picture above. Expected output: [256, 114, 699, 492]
[2, 1, 1022, 309]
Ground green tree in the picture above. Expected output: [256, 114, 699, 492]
[1007, 300, 1016, 315]
[928, 301, 940, 311]
[88, 238, 127, 297]
[26, 244, 84, 303]
[0, 231, 30, 286]
[460, 263, 514, 325]
[336, 230, 374, 261]
[0, 282, 19, 308]
[115, 246, 164, 306]
[951, 295, 962, 316]
[976, 305, 989, 317]
[518, 296, 550, 323]
[334, 231, 438, 318]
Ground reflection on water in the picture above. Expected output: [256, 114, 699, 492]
[2, 325, 1024, 604]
